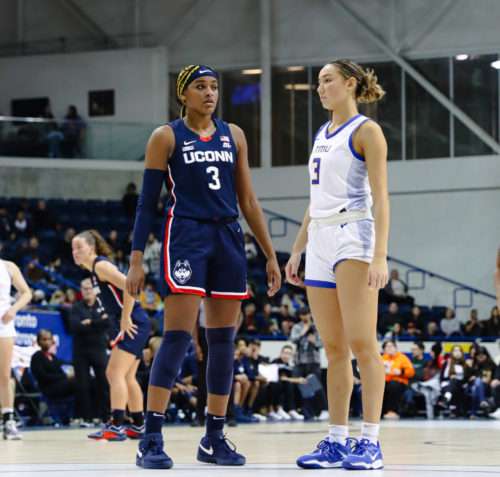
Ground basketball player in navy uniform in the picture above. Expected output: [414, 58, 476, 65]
[286, 59, 389, 470]
[126, 65, 281, 469]
[72, 230, 151, 440]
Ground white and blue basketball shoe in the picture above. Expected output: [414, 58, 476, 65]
[296, 437, 350, 469]
[342, 438, 384, 470]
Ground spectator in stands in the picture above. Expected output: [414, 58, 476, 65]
[30, 329, 76, 404]
[25, 257, 49, 288]
[378, 302, 403, 336]
[406, 305, 425, 336]
[469, 346, 496, 418]
[49, 289, 66, 306]
[381, 340, 415, 419]
[107, 230, 121, 254]
[121, 182, 139, 218]
[242, 302, 266, 335]
[486, 306, 500, 337]
[402, 342, 429, 416]
[277, 304, 295, 336]
[439, 345, 470, 418]
[270, 345, 305, 420]
[426, 342, 445, 380]
[233, 342, 252, 422]
[423, 321, 441, 339]
[121, 230, 134, 258]
[290, 307, 323, 378]
[143, 233, 161, 284]
[244, 233, 258, 266]
[61, 105, 86, 157]
[380, 268, 414, 305]
[32, 200, 53, 231]
[46, 124, 65, 158]
[13, 210, 30, 238]
[384, 321, 405, 339]
[139, 282, 162, 318]
[27, 236, 48, 264]
[31, 288, 48, 306]
[0, 206, 12, 241]
[69, 278, 111, 425]
[489, 364, 500, 419]
[62, 288, 78, 308]
[440, 308, 462, 337]
[115, 249, 128, 274]
[244, 339, 269, 421]
[464, 309, 484, 337]
[60, 228, 76, 264]
[281, 288, 306, 318]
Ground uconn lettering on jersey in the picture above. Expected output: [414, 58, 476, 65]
[183, 150, 234, 164]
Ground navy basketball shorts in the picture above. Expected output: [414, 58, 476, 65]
[111, 307, 151, 359]
[159, 216, 249, 299]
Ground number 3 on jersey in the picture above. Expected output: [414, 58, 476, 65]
[311, 158, 321, 185]
[206, 166, 221, 190]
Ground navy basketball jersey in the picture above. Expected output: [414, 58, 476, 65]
[91, 256, 145, 320]
[165, 118, 239, 220]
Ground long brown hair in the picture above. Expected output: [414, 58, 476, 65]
[448, 345, 467, 377]
[76, 229, 114, 259]
[329, 58, 386, 103]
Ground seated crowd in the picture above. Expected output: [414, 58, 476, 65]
[2, 196, 500, 426]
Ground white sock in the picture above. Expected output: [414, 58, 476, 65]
[360, 422, 379, 445]
[328, 424, 348, 446]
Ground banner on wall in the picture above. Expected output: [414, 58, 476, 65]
[14, 310, 73, 362]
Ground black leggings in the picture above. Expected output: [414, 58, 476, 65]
[383, 381, 407, 414]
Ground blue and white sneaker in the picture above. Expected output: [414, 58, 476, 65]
[87, 421, 126, 441]
[296, 438, 349, 469]
[197, 431, 246, 466]
[342, 438, 384, 470]
[136, 432, 173, 469]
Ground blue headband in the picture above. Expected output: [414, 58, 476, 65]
[177, 65, 218, 102]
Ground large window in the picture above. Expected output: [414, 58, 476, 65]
[454, 54, 498, 156]
[272, 67, 310, 166]
[221, 71, 261, 168]
[406, 58, 450, 159]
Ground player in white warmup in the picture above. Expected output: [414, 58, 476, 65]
[286, 58, 389, 470]
[0, 240, 32, 440]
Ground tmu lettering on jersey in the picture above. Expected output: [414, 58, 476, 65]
[314, 145, 331, 153]
[183, 151, 234, 164]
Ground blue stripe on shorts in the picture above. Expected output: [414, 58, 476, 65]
[304, 279, 337, 289]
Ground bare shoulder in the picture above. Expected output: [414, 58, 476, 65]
[150, 125, 175, 145]
[146, 125, 175, 168]
[357, 119, 384, 140]
[3, 260, 21, 274]
[228, 123, 245, 141]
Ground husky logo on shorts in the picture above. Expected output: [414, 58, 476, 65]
[173, 260, 192, 284]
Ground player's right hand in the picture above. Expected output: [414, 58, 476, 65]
[285, 252, 303, 287]
[266, 257, 282, 297]
[126, 263, 145, 299]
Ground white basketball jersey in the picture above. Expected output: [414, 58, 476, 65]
[0, 259, 12, 316]
[309, 114, 373, 218]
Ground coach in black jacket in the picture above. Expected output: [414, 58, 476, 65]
[69, 278, 111, 424]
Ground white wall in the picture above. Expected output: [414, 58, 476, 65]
[0, 48, 167, 124]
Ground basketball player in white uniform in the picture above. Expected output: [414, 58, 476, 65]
[0, 242, 32, 439]
[286, 59, 389, 470]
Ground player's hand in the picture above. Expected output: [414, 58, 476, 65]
[1, 307, 16, 324]
[121, 315, 138, 340]
[367, 257, 388, 290]
[126, 263, 145, 299]
[285, 252, 303, 287]
[266, 257, 281, 297]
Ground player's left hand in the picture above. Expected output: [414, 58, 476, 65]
[266, 257, 282, 297]
[121, 315, 138, 339]
[1, 307, 16, 324]
[367, 257, 388, 290]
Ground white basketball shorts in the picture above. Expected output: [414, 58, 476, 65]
[0, 317, 16, 338]
[305, 219, 375, 288]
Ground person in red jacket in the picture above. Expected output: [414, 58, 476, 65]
[381, 340, 414, 419]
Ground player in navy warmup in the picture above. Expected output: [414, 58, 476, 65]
[72, 230, 151, 440]
[126, 64, 281, 469]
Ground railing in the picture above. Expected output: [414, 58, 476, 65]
[22, 257, 79, 296]
[259, 208, 497, 314]
[0, 116, 155, 161]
